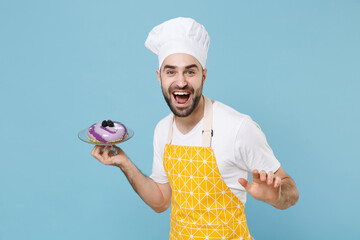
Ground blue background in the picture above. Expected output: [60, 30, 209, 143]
[1, 0, 359, 239]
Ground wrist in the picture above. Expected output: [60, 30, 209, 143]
[264, 188, 281, 206]
[114, 156, 131, 171]
[265, 197, 280, 207]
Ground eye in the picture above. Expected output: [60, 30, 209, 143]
[186, 71, 195, 75]
[167, 71, 175, 75]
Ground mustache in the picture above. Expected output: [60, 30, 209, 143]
[168, 86, 194, 93]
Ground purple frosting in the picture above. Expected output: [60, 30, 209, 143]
[88, 121, 127, 143]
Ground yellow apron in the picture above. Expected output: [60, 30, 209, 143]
[163, 96, 252, 240]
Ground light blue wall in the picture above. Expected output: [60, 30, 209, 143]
[1, 0, 359, 239]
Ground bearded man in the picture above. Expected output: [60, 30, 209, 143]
[91, 17, 299, 240]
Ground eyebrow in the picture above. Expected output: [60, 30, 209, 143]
[185, 64, 199, 70]
[162, 64, 199, 71]
[162, 65, 176, 71]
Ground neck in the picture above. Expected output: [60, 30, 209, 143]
[174, 95, 205, 135]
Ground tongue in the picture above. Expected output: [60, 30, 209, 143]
[175, 95, 189, 104]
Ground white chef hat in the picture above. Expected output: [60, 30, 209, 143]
[145, 17, 210, 69]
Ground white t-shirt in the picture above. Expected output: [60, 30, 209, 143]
[150, 101, 280, 204]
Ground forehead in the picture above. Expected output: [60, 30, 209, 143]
[161, 53, 201, 69]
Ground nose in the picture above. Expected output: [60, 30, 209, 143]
[175, 74, 188, 88]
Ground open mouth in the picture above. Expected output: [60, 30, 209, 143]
[172, 91, 191, 105]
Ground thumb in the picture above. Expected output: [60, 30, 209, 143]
[238, 178, 249, 190]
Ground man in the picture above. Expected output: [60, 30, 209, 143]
[91, 17, 299, 240]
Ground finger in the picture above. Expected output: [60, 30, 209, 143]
[252, 170, 261, 183]
[274, 176, 282, 188]
[93, 145, 106, 159]
[91, 145, 100, 156]
[94, 145, 104, 154]
[260, 170, 267, 182]
[113, 145, 124, 155]
[103, 146, 112, 158]
[91, 146, 95, 156]
[267, 171, 274, 185]
[252, 169, 260, 180]
[96, 146, 113, 164]
[108, 145, 118, 157]
[238, 178, 249, 190]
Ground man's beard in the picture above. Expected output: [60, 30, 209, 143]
[161, 80, 203, 118]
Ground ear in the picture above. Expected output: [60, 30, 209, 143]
[202, 68, 207, 84]
[156, 69, 161, 85]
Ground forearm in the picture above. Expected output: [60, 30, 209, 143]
[267, 177, 299, 210]
[116, 157, 170, 212]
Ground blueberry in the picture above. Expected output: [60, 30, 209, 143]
[107, 120, 114, 127]
[102, 120, 107, 127]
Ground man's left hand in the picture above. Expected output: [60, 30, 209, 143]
[238, 170, 281, 203]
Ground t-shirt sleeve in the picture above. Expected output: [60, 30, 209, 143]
[149, 123, 169, 183]
[235, 117, 281, 173]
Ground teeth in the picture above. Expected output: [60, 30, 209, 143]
[174, 92, 189, 95]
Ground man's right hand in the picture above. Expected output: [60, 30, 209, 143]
[91, 145, 128, 167]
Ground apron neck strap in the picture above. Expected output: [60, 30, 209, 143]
[202, 96, 213, 147]
[166, 95, 213, 147]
